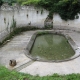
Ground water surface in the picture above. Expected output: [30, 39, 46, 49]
[30, 34, 75, 61]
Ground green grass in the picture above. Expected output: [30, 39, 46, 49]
[0, 66, 80, 80]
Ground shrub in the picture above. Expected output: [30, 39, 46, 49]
[0, 0, 3, 6]
[1, 0, 80, 20]
[2, 0, 17, 5]
[54, 0, 80, 20]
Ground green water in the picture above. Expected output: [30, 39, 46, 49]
[30, 34, 75, 61]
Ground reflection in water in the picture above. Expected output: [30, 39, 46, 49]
[44, 34, 53, 45]
[30, 34, 75, 60]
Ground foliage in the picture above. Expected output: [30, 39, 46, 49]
[0, 0, 3, 6]
[17, 0, 40, 5]
[16, 0, 80, 20]
[38, 0, 60, 10]
[44, 25, 53, 29]
[0, 66, 80, 80]
[2, 0, 16, 5]
[38, 0, 80, 20]
[54, 0, 80, 20]
[0, 0, 80, 20]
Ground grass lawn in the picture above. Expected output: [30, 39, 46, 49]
[0, 66, 80, 80]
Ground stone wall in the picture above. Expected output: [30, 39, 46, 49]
[53, 14, 80, 31]
[0, 4, 49, 42]
[1, 4, 80, 43]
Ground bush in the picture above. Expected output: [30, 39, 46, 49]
[54, 0, 80, 20]
[0, 0, 3, 6]
[38, 0, 80, 20]
[17, 0, 40, 5]
[1, 0, 80, 20]
[2, 0, 17, 5]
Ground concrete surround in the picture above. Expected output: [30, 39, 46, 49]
[0, 30, 80, 76]
[25, 31, 80, 62]
[0, 5, 80, 76]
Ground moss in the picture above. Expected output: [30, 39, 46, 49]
[4, 18, 6, 24]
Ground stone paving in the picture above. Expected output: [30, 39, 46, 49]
[0, 30, 80, 76]
[0, 31, 34, 68]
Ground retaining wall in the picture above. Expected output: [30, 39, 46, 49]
[0, 5, 49, 42]
[53, 14, 80, 31]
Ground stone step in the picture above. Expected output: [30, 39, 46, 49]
[13, 60, 35, 71]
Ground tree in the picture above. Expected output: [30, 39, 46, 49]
[0, 0, 3, 6]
